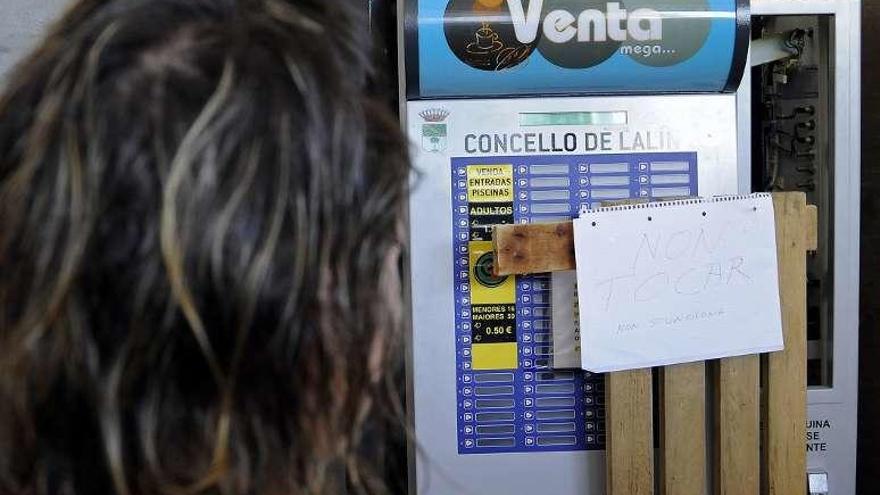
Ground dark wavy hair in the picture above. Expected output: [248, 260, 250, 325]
[0, 1, 409, 494]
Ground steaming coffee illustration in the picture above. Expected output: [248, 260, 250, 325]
[468, 23, 503, 54]
[445, 0, 538, 71]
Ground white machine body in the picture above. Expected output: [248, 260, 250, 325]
[407, 95, 740, 495]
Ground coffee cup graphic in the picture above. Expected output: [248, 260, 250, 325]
[468, 24, 503, 54]
[445, 0, 539, 71]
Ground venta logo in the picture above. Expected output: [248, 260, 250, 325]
[508, 0, 662, 44]
[444, 0, 711, 71]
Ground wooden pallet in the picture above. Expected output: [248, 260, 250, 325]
[491, 192, 817, 495]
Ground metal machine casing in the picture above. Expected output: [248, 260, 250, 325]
[741, 2, 861, 493]
[407, 95, 740, 494]
[402, 0, 861, 493]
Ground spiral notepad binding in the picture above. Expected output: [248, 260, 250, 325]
[578, 193, 771, 216]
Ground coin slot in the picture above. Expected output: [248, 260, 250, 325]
[473, 251, 507, 288]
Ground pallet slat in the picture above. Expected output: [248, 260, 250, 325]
[492, 221, 574, 275]
[716, 355, 760, 495]
[606, 369, 654, 495]
[660, 363, 707, 495]
[766, 193, 808, 495]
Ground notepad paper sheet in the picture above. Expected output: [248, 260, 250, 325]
[573, 194, 784, 373]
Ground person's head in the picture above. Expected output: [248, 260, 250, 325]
[0, 1, 409, 494]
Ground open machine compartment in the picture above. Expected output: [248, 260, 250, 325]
[747, 10, 859, 494]
[751, 15, 835, 390]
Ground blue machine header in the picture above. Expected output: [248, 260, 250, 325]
[405, 0, 750, 99]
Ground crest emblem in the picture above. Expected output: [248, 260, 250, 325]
[419, 108, 449, 152]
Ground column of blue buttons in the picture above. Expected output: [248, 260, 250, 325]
[576, 161, 591, 212]
[574, 159, 607, 449]
[514, 163, 536, 449]
[638, 161, 650, 198]
[583, 371, 605, 446]
[453, 164, 476, 450]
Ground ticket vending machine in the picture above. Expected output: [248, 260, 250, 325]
[400, 0, 859, 493]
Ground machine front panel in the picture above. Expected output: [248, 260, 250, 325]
[451, 152, 697, 454]
[407, 95, 739, 493]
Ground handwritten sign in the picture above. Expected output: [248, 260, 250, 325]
[573, 194, 784, 373]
